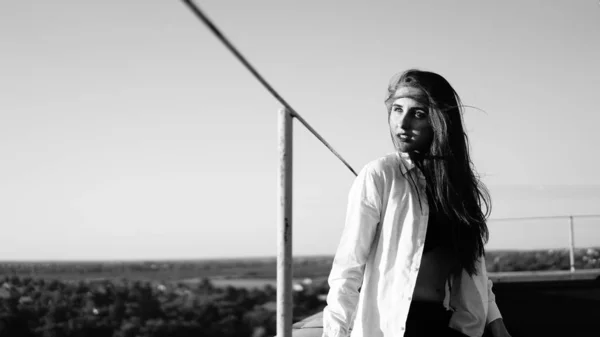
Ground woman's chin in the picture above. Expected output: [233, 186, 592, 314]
[396, 143, 415, 153]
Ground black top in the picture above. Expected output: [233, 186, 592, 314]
[423, 210, 452, 253]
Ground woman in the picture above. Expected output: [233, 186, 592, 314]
[322, 70, 511, 337]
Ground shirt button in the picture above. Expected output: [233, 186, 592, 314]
[407, 296, 412, 301]
[400, 326, 405, 331]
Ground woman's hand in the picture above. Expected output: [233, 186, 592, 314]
[487, 318, 512, 337]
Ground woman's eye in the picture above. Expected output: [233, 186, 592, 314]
[393, 106, 402, 113]
[414, 110, 427, 119]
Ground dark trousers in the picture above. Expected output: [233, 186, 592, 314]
[404, 301, 468, 337]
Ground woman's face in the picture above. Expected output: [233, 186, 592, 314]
[388, 86, 434, 154]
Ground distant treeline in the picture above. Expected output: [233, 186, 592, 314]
[486, 248, 600, 272]
[1, 249, 599, 281]
[0, 275, 322, 337]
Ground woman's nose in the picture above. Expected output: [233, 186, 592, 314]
[399, 113, 412, 130]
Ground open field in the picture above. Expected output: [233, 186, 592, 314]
[1, 248, 599, 285]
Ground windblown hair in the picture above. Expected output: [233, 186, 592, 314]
[385, 69, 490, 276]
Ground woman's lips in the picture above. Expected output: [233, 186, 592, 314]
[398, 134, 412, 142]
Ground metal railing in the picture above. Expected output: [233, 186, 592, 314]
[180, 2, 357, 336]
[488, 214, 600, 272]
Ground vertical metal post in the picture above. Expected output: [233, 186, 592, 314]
[277, 107, 293, 337]
[568, 216, 575, 272]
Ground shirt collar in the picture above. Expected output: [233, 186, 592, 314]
[397, 151, 416, 175]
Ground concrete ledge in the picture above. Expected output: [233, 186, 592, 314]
[288, 270, 600, 337]
[489, 269, 600, 283]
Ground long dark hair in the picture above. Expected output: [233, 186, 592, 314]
[385, 69, 490, 276]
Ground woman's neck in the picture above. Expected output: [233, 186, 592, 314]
[399, 151, 427, 170]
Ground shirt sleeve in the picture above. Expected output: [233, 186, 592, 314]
[322, 165, 382, 337]
[486, 277, 503, 324]
[449, 255, 504, 336]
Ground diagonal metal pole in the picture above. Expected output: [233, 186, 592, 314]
[180, 0, 357, 177]
[292, 113, 357, 176]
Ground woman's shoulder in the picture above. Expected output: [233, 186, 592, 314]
[363, 152, 400, 175]
[355, 153, 402, 187]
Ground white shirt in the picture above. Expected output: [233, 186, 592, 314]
[322, 152, 503, 337]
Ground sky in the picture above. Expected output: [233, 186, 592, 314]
[1, 0, 600, 260]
